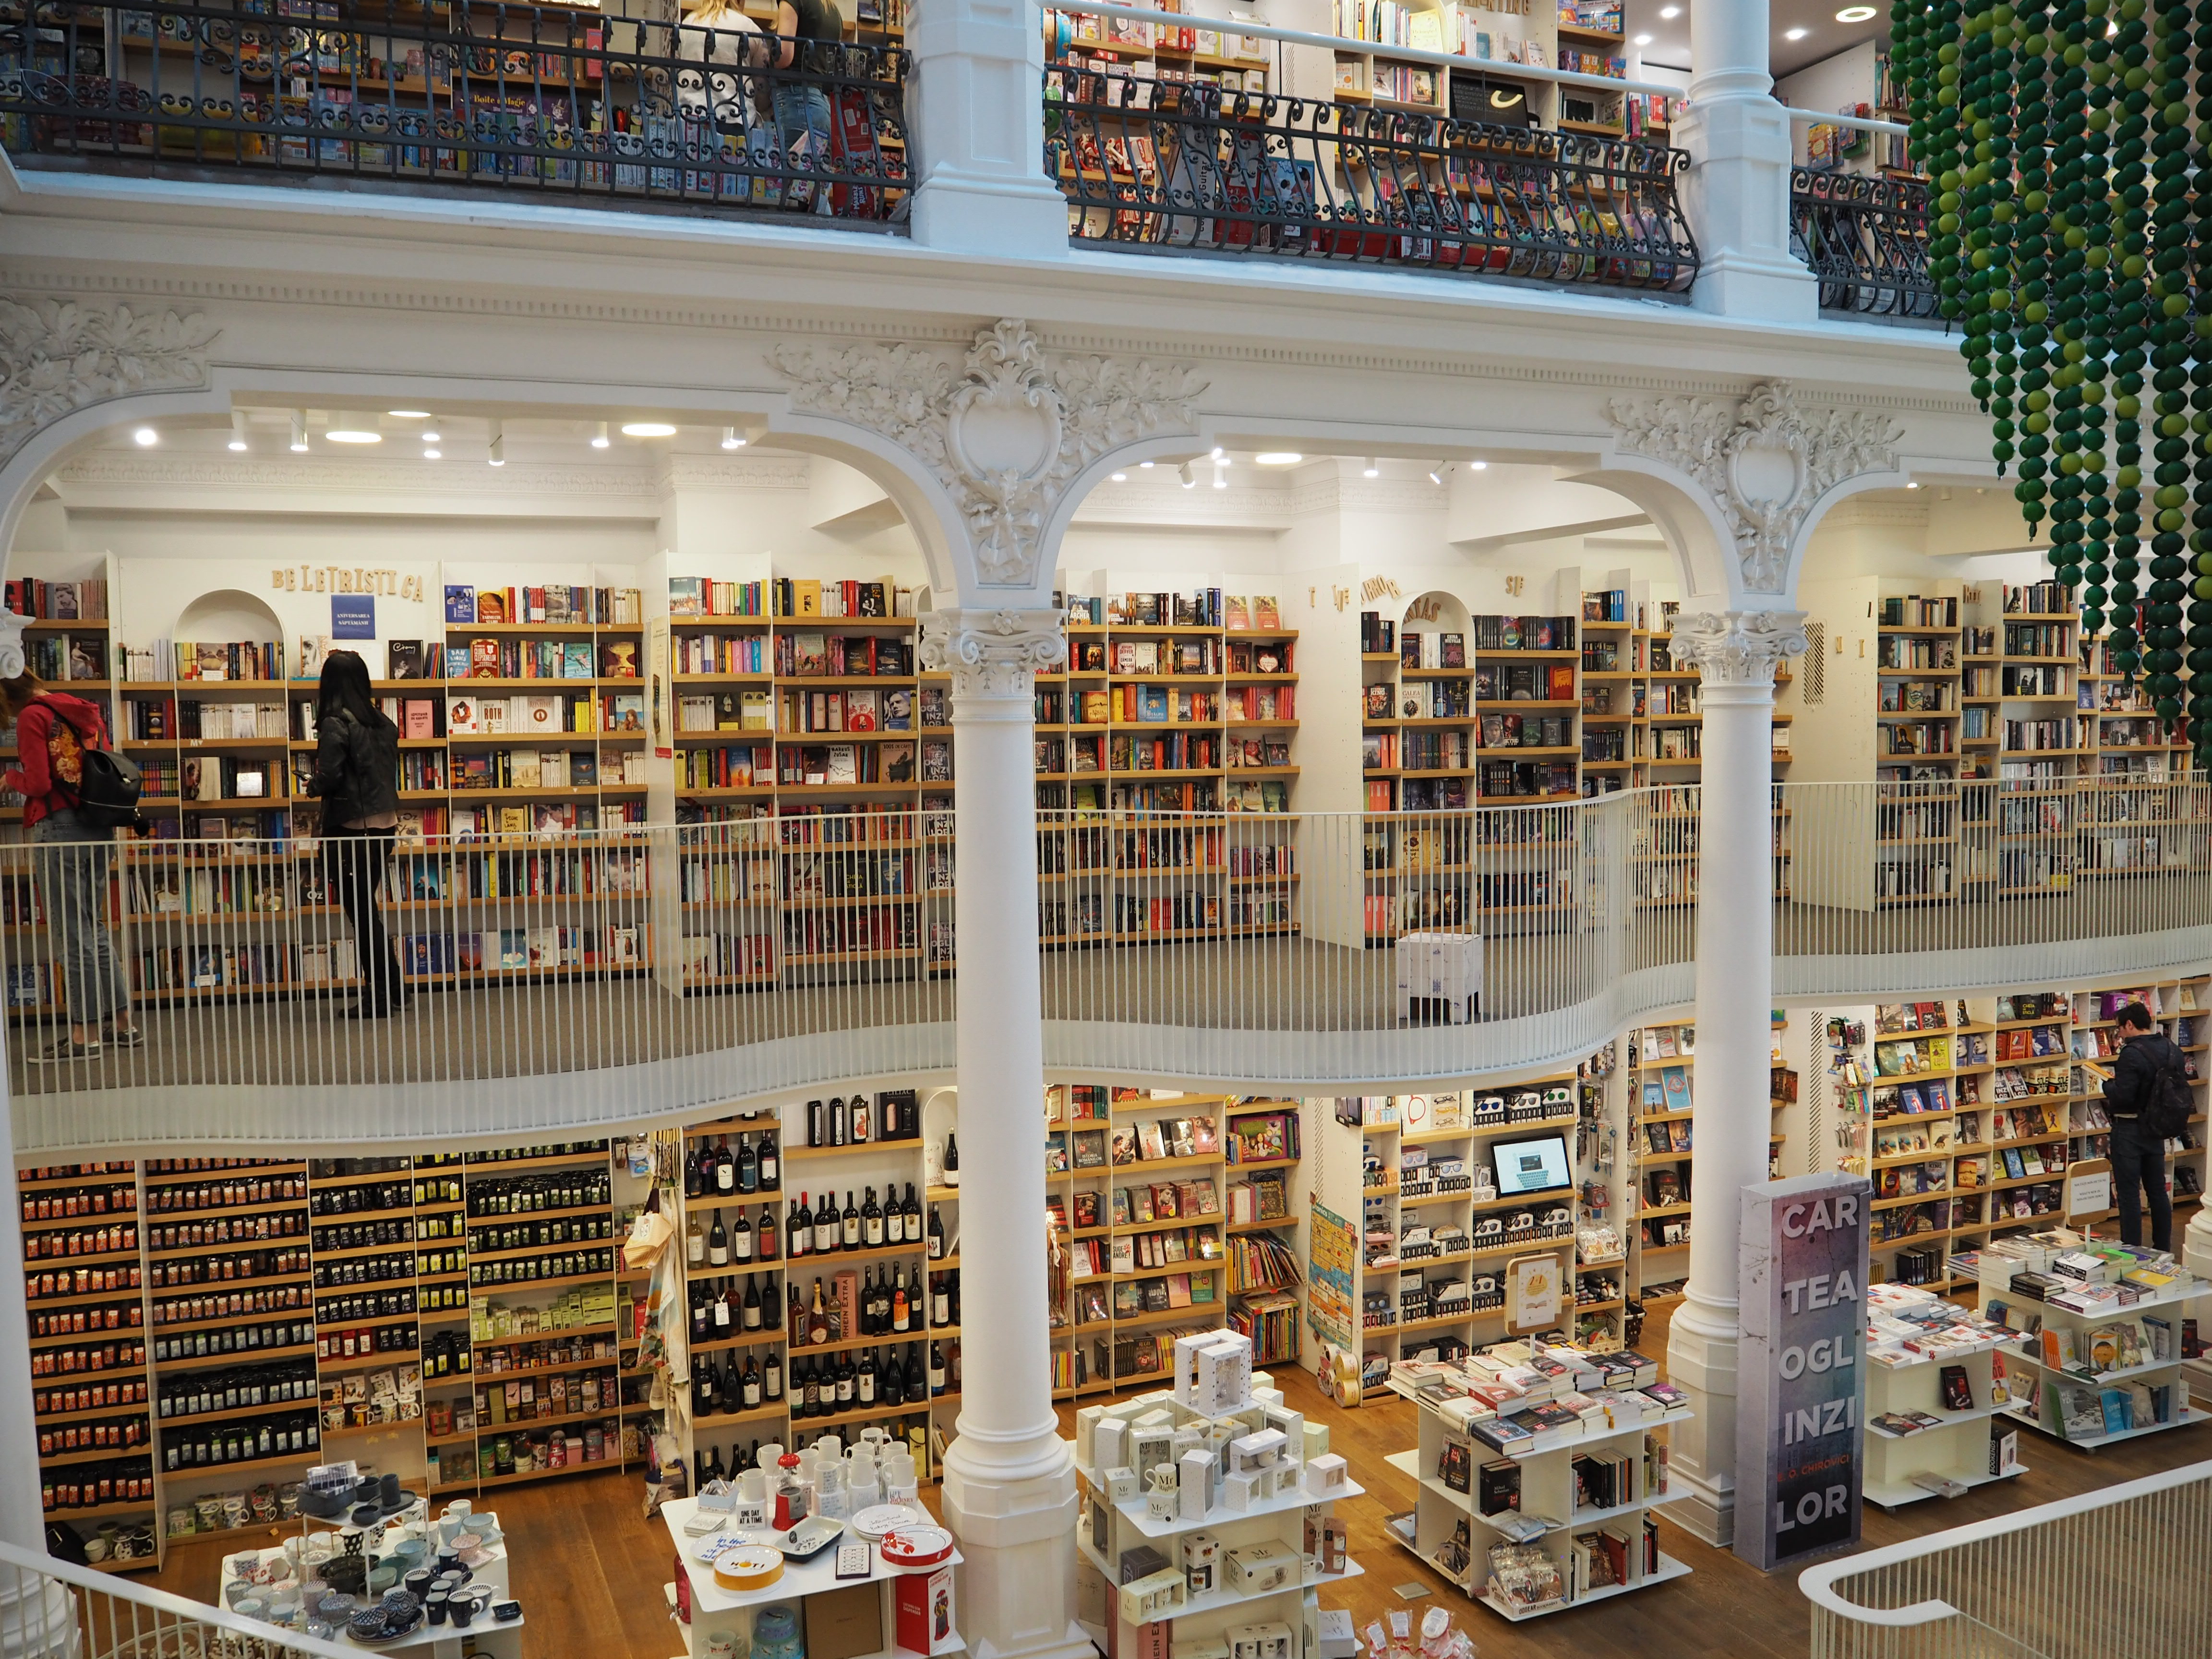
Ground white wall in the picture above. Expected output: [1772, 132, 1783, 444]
[1777, 40, 1879, 168]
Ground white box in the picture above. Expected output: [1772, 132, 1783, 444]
[1395, 930, 1482, 1024]
[1222, 1470, 1262, 1512]
[1174, 1641, 1230, 1659]
[1228, 1623, 1295, 1659]
[1181, 1530, 1220, 1595]
[1303, 1452, 1348, 1496]
[1076, 1405, 1106, 1469]
[1131, 1426, 1177, 1481]
[1227, 1428, 1288, 1473]
[1172, 1333, 1218, 1407]
[1195, 1334, 1254, 1417]
[1224, 1542, 1298, 1594]
[1105, 1465, 1140, 1502]
[1261, 1406, 1305, 1458]
[1301, 1421, 1331, 1463]
[1118, 1567, 1188, 1625]
[1093, 1418, 1127, 1477]
[1178, 1448, 1217, 1520]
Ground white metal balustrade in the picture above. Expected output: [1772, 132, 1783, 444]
[0, 1535, 357, 1659]
[1800, 1457, 2212, 1659]
[1, 779, 2208, 1152]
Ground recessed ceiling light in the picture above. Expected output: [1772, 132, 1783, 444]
[228, 412, 248, 453]
[1659, 5, 1679, 15]
[1786, 26, 1809, 38]
[132, 426, 158, 446]
[1212, 461, 1228, 490]
[387, 410, 432, 420]
[1254, 452, 1302, 467]
[1634, 33, 1653, 44]
[1835, 4, 1876, 18]
[1139, 460, 1155, 469]
[592, 421, 611, 450]
[421, 428, 441, 444]
[289, 411, 308, 453]
[1111, 471, 1128, 482]
[1469, 460, 1489, 471]
[621, 422, 677, 438]
[1363, 457, 1380, 477]
[1906, 481, 1921, 490]
[325, 426, 381, 445]
[721, 426, 746, 451]
[423, 448, 442, 460]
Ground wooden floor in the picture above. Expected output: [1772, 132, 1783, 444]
[128, 1308, 2212, 1659]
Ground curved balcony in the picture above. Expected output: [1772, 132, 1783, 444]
[6, 779, 2207, 1154]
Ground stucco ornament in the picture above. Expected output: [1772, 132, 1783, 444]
[1668, 609, 1810, 687]
[918, 607, 1068, 701]
[0, 298, 218, 460]
[772, 319, 1205, 587]
[0, 611, 24, 680]
[1607, 381, 1901, 592]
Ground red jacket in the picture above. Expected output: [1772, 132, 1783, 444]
[4, 694, 110, 829]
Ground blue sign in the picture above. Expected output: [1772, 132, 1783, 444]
[332, 595, 376, 639]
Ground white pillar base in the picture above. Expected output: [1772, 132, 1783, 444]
[1675, 93, 1819, 326]
[1663, 1293, 1740, 1548]
[940, 1450, 1092, 1659]
[911, 172, 1071, 262]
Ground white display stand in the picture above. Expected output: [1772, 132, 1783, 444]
[1981, 1254, 2204, 1450]
[1860, 1286, 2027, 1510]
[1382, 1376, 1690, 1621]
[1395, 933, 1481, 1025]
[659, 1497, 963, 1659]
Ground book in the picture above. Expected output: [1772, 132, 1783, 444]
[387, 639, 425, 681]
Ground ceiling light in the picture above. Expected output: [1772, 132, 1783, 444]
[1428, 467, 1443, 485]
[1179, 462, 1196, 489]
[423, 447, 442, 461]
[1634, 33, 1652, 44]
[132, 426, 157, 447]
[228, 412, 249, 453]
[1659, 4, 1679, 14]
[1139, 460, 1155, 469]
[1254, 452, 1303, 467]
[1469, 460, 1488, 471]
[592, 421, 611, 450]
[1906, 481, 1921, 490]
[1363, 457, 1380, 477]
[621, 421, 678, 438]
[1111, 471, 1128, 482]
[1835, 4, 1876, 17]
[387, 410, 432, 420]
[721, 426, 746, 451]
[489, 421, 505, 468]
[289, 411, 308, 453]
[325, 425, 382, 444]
[421, 428, 441, 444]
[1212, 461, 1228, 490]
[1210, 445, 1225, 459]
[1785, 26, 1808, 38]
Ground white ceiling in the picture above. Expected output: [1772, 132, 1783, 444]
[1626, 0, 1887, 82]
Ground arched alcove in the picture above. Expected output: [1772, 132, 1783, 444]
[173, 589, 283, 655]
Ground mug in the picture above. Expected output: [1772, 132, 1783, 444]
[450, 1588, 493, 1629]
[425, 1593, 449, 1626]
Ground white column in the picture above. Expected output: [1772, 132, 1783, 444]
[1675, 0, 1818, 322]
[1662, 608, 1806, 1549]
[0, 1075, 48, 1551]
[919, 609, 1089, 1659]
[2185, 1209, 2212, 1403]
[907, 0, 1071, 260]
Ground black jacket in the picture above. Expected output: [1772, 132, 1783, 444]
[308, 707, 400, 826]
[2103, 1031, 2183, 1120]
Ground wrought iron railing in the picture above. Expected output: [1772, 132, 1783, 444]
[1048, 66, 1698, 292]
[0, 0, 909, 221]
[1790, 167, 1937, 319]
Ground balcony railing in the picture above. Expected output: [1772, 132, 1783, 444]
[1049, 66, 1698, 293]
[4, 778, 2208, 1150]
[0, 0, 909, 222]
[1790, 167, 1937, 320]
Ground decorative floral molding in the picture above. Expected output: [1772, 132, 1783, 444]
[772, 319, 1205, 588]
[1669, 609, 1810, 687]
[1607, 381, 1902, 592]
[0, 298, 217, 461]
[918, 608, 1069, 701]
[0, 611, 24, 680]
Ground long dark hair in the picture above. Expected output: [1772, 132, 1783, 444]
[316, 651, 393, 733]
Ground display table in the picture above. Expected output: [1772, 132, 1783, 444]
[659, 1496, 963, 1659]
[1861, 1284, 2027, 1509]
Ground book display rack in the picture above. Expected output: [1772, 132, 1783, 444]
[1313, 1081, 1597, 1398]
[22, 1140, 667, 1571]
[1861, 1282, 2029, 1508]
[1382, 1342, 1691, 1619]
[1071, 1338, 1362, 1659]
[1820, 979, 2208, 1292]
[1223, 1101, 1307, 1370]
[1623, 1021, 1789, 1312]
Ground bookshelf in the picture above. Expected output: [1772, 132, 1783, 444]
[1224, 1100, 1307, 1369]
[1818, 979, 2208, 1293]
[1861, 1282, 2027, 1508]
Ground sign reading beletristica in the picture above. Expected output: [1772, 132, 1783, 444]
[1735, 1171, 1871, 1572]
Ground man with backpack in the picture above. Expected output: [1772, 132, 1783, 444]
[2102, 1002, 2189, 1251]
[0, 669, 140, 1062]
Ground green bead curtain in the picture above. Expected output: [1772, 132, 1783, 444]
[1896, 0, 2209, 762]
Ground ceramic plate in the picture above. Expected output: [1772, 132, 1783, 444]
[690, 1531, 770, 1565]
[878, 1525, 954, 1568]
[711, 1544, 784, 1592]
[850, 1504, 922, 1540]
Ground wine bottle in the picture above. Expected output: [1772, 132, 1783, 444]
[885, 1189, 904, 1247]
[706, 1442, 726, 1483]
[927, 1203, 945, 1261]
[903, 1346, 926, 1401]
[798, 1357, 819, 1417]
[943, 1133, 960, 1187]
[807, 1099, 825, 1148]
[713, 1283, 733, 1330]
[905, 1183, 922, 1238]
[863, 1188, 884, 1248]
[758, 1202, 779, 1262]
[891, 1265, 911, 1333]
[758, 1131, 779, 1190]
[790, 1194, 811, 1259]
[788, 1281, 805, 1338]
[742, 1273, 762, 1329]
[859, 1266, 877, 1335]
[742, 1355, 763, 1410]
[690, 1284, 711, 1343]
[882, 1347, 904, 1407]
[832, 1351, 854, 1408]
[808, 1280, 830, 1345]
[716, 1136, 735, 1193]
[708, 1208, 729, 1269]
[841, 1190, 860, 1250]
[763, 1347, 783, 1401]
[736, 1135, 758, 1194]
[813, 1195, 837, 1256]
[857, 1346, 878, 1405]
[931, 1272, 950, 1328]
[686, 1211, 706, 1268]
[731, 1207, 753, 1264]
[829, 1096, 848, 1148]
[685, 1143, 705, 1199]
[929, 1341, 947, 1396]
[851, 1090, 871, 1144]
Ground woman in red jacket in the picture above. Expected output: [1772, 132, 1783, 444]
[0, 672, 138, 1062]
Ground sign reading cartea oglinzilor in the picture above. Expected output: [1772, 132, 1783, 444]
[1735, 1171, 1872, 1572]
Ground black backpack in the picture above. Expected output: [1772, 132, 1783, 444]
[49, 702, 143, 829]
[2144, 1050, 2195, 1141]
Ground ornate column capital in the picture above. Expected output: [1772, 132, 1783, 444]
[772, 320, 1205, 590]
[0, 297, 217, 462]
[1670, 609, 1809, 689]
[919, 607, 1067, 705]
[1607, 380, 1901, 592]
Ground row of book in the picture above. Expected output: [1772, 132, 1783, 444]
[4, 579, 108, 621]
[444, 586, 643, 626]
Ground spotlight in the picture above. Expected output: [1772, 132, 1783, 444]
[1362, 457, 1380, 478]
[132, 426, 158, 447]
[289, 411, 309, 453]
[1785, 26, 1808, 38]
[421, 428, 441, 444]
[387, 410, 432, 420]
[1210, 445, 1225, 460]
[228, 412, 249, 453]
[489, 421, 505, 467]
[721, 426, 746, 450]
[1111, 471, 1128, 482]
[1179, 462, 1196, 489]
[1212, 460, 1228, 490]
[1254, 452, 1303, 467]
[1428, 467, 1443, 485]
[621, 421, 678, 438]
[592, 421, 611, 450]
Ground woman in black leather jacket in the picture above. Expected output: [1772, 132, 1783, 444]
[308, 651, 406, 1018]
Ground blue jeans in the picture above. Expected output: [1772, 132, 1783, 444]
[33, 809, 130, 1029]
[772, 80, 832, 201]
